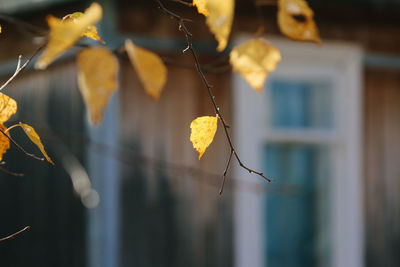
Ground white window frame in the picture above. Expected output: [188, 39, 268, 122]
[233, 36, 364, 267]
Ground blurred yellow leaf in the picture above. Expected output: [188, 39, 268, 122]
[230, 38, 281, 92]
[0, 124, 10, 162]
[18, 123, 54, 165]
[125, 39, 167, 100]
[205, 0, 234, 51]
[62, 12, 105, 44]
[193, 0, 208, 16]
[277, 0, 321, 44]
[76, 46, 119, 125]
[0, 93, 17, 124]
[35, 2, 103, 70]
[190, 115, 218, 160]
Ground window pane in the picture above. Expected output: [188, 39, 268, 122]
[268, 80, 333, 129]
[263, 143, 331, 267]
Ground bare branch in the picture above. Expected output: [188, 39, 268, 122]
[0, 45, 45, 92]
[0, 128, 45, 162]
[155, 0, 272, 194]
[162, 56, 231, 74]
[0, 14, 48, 36]
[170, 0, 193, 7]
[219, 149, 234, 195]
[0, 226, 30, 242]
[0, 166, 24, 177]
[234, 151, 271, 182]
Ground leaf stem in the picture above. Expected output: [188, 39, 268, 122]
[5, 123, 21, 134]
[0, 128, 45, 162]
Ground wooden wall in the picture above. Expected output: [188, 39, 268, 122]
[0, 53, 235, 267]
[118, 55, 233, 267]
[0, 1, 399, 266]
[117, 2, 400, 266]
[0, 62, 87, 267]
[364, 68, 400, 267]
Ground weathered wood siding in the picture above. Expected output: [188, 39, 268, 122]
[364, 68, 400, 267]
[0, 61, 87, 267]
[118, 2, 400, 265]
[118, 55, 233, 267]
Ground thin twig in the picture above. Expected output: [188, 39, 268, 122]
[0, 226, 30, 242]
[162, 57, 231, 74]
[0, 45, 45, 92]
[219, 149, 233, 195]
[0, 128, 45, 162]
[0, 14, 48, 37]
[255, 0, 266, 36]
[155, 0, 272, 194]
[0, 166, 24, 177]
[170, 0, 193, 7]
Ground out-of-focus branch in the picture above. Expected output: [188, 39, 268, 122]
[0, 226, 30, 242]
[0, 166, 24, 177]
[0, 14, 48, 37]
[170, 0, 193, 7]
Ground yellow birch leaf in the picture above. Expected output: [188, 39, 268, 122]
[35, 2, 103, 70]
[76, 46, 119, 125]
[18, 123, 54, 165]
[62, 12, 105, 44]
[0, 93, 17, 124]
[277, 0, 321, 44]
[190, 115, 218, 160]
[0, 124, 10, 162]
[193, 0, 208, 16]
[125, 39, 167, 100]
[205, 0, 234, 51]
[230, 38, 281, 92]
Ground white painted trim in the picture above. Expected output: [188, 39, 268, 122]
[233, 36, 364, 267]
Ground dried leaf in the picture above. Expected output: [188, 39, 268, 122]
[230, 38, 281, 92]
[18, 123, 54, 165]
[0, 93, 17, 124]
[193, 0, 208, 16]
[76, 46, 119, 125]
[277, 0, 321, 44]
[205, 0, 234, 51]
[62, 12, 105, 44]
[125, 39, 167, 100]
[0, 124, 10, 162]
[35, 2, 103, 70]
[190, 115, 218, 159]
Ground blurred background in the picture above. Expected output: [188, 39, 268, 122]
[0, 0, 399, 267]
